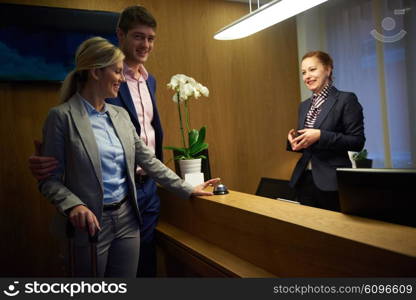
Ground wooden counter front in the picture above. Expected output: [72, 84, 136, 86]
[156, 188, 416, 277]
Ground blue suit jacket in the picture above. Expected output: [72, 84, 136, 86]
[288, 86, 365, 191]
[106, 74, 164, 161]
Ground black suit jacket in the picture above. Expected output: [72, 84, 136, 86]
[288, 86, 365, 191]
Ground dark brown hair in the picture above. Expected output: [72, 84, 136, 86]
[302, 50, 334, 82]
[117, 5, 157, 33]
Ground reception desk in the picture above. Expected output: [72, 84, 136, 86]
[156, 188, 416, 277]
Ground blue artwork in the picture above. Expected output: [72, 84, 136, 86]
[0, 4, 119, 82]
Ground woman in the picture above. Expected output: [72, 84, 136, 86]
[287, 51, 365, 211]
[39, 37, 219, 277]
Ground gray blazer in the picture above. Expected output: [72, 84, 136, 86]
[39, 94, 193, 243]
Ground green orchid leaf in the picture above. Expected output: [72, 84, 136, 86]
[189, 142, 208, 156]
[188, 129, 199, 147]
[164, 146, 187, 154]
[196, 126, 206, 144]
[174, 155, 187, 160]
[194, 154, 207, 159]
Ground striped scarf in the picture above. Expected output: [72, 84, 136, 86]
[304, 84, 331, 128]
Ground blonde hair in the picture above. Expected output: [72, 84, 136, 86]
[60, 37, 125, 103]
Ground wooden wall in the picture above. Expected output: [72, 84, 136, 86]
[0, 0, 300, 276]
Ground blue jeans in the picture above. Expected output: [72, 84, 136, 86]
[136, 178, 160, 277]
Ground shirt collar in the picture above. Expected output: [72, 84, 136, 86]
[123, 62, 149, 81]
[312, 83, 332, 100]
[79, 93, 108, 115]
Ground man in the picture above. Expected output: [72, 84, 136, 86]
[29, 5, 163, 277]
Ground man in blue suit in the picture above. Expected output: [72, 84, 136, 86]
[29, 5, 163, 277]
[108, 5, 162, 277]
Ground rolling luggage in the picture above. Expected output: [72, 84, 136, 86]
[66, 223, 98, 277]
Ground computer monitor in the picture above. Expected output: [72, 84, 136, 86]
[337, 168, 416, 227]
[255, 177, 297, 203]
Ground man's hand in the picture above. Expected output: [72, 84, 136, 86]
[291, 129, 321, 151]
[68, 205, 101, 237]
[28, 140, 58, 180]
[191, 178, 221, 196]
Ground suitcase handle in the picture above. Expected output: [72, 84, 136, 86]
[66, 222, 98, 241]
[66, 222, 98, 277]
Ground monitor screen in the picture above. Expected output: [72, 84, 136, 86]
[0, 3, 119, 82]
[337, 168, 416, 227]
[255, 177, 297, 202]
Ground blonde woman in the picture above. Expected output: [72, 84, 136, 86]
[39, 37, 219, 277]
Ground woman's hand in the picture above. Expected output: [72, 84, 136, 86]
[288, 129, 298, 150]
[68, 205, 101, 236]
[292, 129, 321, 151]
[191, 178, 221, 196]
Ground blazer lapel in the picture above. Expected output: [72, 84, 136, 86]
[298, 98, 311, 129]
[107, 106, 134, 180]
[119, 82, 139, 125]
[314, 87, 339, 129]
[68, 95, 103, 188]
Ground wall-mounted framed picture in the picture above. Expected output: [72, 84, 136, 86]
[0, 3, 119, 82]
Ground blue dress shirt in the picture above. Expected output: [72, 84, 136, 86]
[81, 97, 128, 204]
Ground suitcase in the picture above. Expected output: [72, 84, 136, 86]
[66, 222, 98, 277]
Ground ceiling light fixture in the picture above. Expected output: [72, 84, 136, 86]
[214, 0, 328, 40]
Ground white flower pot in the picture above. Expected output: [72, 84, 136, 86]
[179, 158, 202, 178]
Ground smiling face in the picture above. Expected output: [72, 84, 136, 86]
[301, 56, 332, 94]
[117, 24, 155, 67]
[97, 61, 124, 98]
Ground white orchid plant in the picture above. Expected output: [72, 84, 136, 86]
[165, 74, 209, 160]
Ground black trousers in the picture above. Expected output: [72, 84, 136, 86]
[295, 170, 340, 212]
